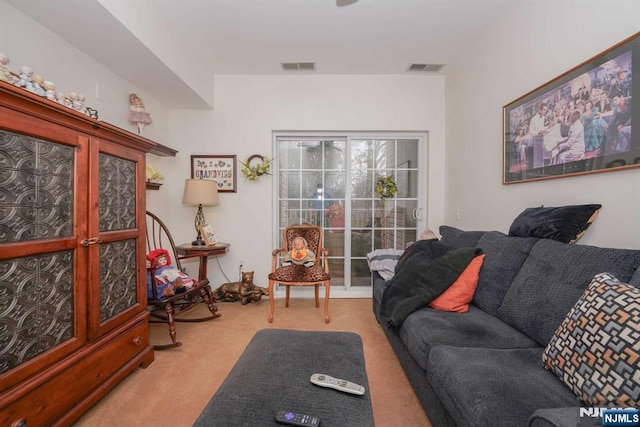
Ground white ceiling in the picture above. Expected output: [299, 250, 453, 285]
[6, 0, 516, 108]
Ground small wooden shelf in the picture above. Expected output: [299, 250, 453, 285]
[146, 181, 163, 190]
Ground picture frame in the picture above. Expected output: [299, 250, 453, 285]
[199, 224, 218, 246]
[191, 155, 237, 193]
[503, 32, 640, 184]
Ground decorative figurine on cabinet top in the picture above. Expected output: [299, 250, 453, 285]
[0, 53, 16, 84]
[30, 74, 45, 96]
[16, 65, 33, 90]
[43, 80, 56, 101]
[129, 93, 152, 136]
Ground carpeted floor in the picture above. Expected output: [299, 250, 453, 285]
[73, 298, 431, 427]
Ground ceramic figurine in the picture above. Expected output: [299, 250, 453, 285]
[0, 53, 14, 83]
[16, 65, 33, 89]
[55, 91, 66, 105]
[30, 74, 46, 96]
[129, 93, 152, 135]
[72, 93, 85, 111]
[43, 81, 56, 101]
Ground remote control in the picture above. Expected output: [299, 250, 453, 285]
[275, 410, 320, 426]
[310, 373, 366, 395]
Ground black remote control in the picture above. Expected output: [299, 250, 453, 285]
[275, 410, 321, 426]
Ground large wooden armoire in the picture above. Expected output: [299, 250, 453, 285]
[0, 82, 170, 426]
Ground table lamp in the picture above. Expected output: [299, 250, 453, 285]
[182, 179, 219, 246]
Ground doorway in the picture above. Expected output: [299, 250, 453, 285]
[274, 132, 425, 296]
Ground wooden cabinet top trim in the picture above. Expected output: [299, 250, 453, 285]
[0, 81, 177, 157]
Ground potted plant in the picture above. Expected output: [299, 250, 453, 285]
[375, 176, 398, 201]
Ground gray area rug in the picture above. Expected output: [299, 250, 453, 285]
[193, 328, 374, 426]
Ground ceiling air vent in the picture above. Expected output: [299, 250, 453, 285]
[407, 63, 444, 73]
[281, 62, 316, 71]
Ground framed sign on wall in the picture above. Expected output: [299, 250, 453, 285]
[503, 31, 640, 184]
[191, 154, 237, 193]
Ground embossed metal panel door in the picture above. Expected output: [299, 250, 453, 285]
[0, 127, 89, 389]
[87, 139, 146, 339]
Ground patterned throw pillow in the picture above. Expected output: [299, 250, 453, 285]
[542, 272, 640, 406]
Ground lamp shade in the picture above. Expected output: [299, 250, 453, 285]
[182, 179, 219, 206]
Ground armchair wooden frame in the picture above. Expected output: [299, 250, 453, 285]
[268, 225, 330, 323]
[146, 211, 221, 349]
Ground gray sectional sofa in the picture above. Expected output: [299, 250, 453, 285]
[372, 226, 640, 427]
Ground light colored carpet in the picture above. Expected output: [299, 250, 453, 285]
[73, 298, 432, 427]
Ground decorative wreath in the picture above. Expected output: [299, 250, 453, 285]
[375, 176, 398, 200]
[240, 154, 273, 181]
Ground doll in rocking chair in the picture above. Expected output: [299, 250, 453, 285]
[281, 236, 315, 267]
[146, 248, 197, 300]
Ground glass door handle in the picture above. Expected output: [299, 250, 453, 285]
[413, 208, 423, 220]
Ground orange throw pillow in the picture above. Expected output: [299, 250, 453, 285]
[428, 254, 485, 313]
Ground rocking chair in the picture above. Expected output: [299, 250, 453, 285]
[146, 211, 221, 350]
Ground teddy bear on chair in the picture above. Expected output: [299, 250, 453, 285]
[281, 236, 315, 267]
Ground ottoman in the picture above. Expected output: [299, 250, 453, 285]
[194, 329, 374, 426]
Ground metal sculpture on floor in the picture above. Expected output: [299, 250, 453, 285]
[213, 271, 269, 304]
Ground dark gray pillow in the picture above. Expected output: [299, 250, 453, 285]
[439, 225, 487, 248]
[508, 204, 601, 243]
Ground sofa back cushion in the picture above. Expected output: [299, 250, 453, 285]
[472, 231, 538, 316]
[497, 239, 640, 346]
[439, 225, 487, 248]
[630, 265, 640, 287]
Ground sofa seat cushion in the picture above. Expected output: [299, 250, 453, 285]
[398, 305, 539, 371]
[426, 346, 578, 427]
[497, 239, 640, 346]
[529, 407, 598, 427]
[473, 231, 539, 316]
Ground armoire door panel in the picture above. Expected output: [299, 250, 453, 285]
[87, 140, 145, 339]
[0, 128, 88, 394]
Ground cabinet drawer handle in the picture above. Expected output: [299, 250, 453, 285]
[133, 336, 142, 346]
[12, 419, 27, 427]
[81, 236, 103, 246]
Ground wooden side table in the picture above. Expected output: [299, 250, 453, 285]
[177, 243, 230, 282]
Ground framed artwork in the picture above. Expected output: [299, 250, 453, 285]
[199, 224, 218, 246]
[191, 155, 237, 193]
[503, 32, 640, 184]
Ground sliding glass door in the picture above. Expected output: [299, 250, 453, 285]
[275, 133, 424, 296]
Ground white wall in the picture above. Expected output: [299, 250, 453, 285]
[1, 0, 445, 292]
[0, 0, 171, 143]
[156, 74, 445, 286]
[445, 0, 640, 249]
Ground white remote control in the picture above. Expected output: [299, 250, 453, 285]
[310, 373, 365, 395]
